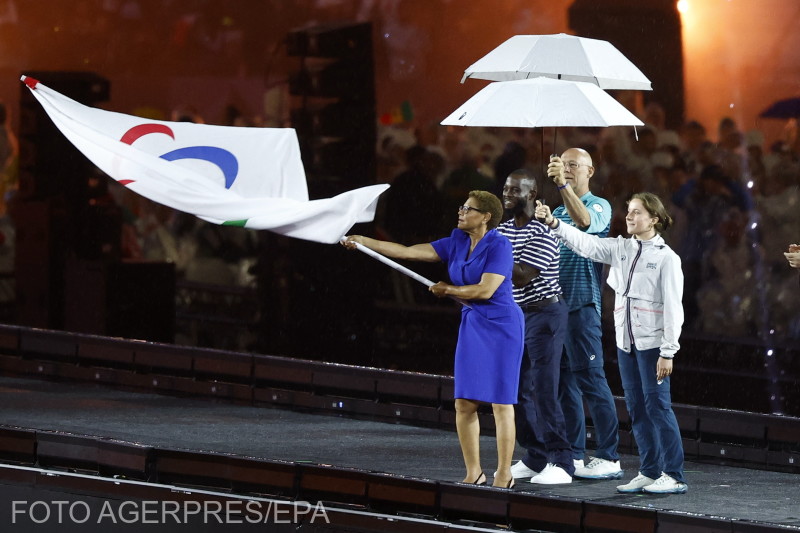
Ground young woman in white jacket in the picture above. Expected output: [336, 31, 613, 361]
[535, 192, 687, 495]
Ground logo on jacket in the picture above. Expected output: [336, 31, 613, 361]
[646, 262, 658, 270]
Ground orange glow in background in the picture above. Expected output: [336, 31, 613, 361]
[0, 1, 798, 150]
[680, 0, 800, 146]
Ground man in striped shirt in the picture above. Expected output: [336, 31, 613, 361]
[546, 148, 622, 480]
[497, 169, 573, 485]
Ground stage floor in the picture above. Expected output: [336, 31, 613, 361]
[0, 375, 798, 529]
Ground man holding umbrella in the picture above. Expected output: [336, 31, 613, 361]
[547, 148, 623, 480]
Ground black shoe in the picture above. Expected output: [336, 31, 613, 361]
[471, 472, 487, 485]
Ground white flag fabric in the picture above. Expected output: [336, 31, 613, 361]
[21, 75, 388, 244]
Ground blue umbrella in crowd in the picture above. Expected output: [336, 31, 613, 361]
[759, 97, 800, 119]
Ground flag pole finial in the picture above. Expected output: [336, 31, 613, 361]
[20, 75, 39, 90]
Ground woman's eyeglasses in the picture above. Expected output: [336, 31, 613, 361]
[458, 205, 485, 214]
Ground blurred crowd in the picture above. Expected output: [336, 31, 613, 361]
[373, 103, 800, 342]
[0, 92, 797, 344]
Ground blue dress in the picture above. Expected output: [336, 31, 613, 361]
[431, 229, 524, 404]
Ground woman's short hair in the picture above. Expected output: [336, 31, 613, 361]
[468, 190, 503, 230]
[630, 192, 673, 233]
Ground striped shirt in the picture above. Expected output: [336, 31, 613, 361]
[552, 191, 611, 314]
[497, 219, 561, 306]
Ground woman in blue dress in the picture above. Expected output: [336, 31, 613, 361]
[343, 190, 524, 488]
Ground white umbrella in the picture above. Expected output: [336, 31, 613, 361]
[461, 33, 651, 91]
[441, 77, 644, 128]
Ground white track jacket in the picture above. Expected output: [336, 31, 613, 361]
[552, 222, 684, 358]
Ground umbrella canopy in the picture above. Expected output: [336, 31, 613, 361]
[461, 33, 651, 91]
[759, 97, 800, 119]
[441, 77, 644, 128]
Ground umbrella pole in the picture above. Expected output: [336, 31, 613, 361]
[553, 128, 558, 157]
[540, 128, 545, 178]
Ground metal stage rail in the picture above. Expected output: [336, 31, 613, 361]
[0, 324, 798, 475]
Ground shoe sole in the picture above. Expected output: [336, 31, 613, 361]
[530, 479, 572, 485]
[575, 471, 624, 480]
[642, 487, 688, 494]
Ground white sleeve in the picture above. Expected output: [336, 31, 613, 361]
[659, 252, 684, 358]
[552, 220, 615, 265]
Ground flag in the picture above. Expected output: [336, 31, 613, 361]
[21, 76, 389, 244]
[379, 100, 414, 125]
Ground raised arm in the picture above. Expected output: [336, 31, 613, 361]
[342, 235, 440, 262]
[547, 156, 592, 227]
[534, 201, 614, 264]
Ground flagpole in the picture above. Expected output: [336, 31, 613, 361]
[348, 241, 471, 308]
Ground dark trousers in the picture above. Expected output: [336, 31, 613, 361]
[516, 300, 573, 475]
[558, 305, 620, 462]
[618, 346, 685, 482]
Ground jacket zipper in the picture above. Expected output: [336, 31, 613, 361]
[623, 240, 643, 348]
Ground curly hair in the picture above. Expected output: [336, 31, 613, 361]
[468, 190, 503, 230]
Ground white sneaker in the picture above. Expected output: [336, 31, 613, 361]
[574, 457, 623, 480]
[642, 473, 688, 494]
[505, 460, 540, 479]
[616, 472, 656, 493]
[530, 463, 572, 485]
[573, 459, 584, 469]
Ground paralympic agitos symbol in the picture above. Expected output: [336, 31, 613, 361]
[119, 123, 239, 189]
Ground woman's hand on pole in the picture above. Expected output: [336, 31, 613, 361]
[429, 282, 451, 298]
[341, 235, 364, 250]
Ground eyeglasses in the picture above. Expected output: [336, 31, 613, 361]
[458, 205, 485, 214]
[564, 161, 591, 170]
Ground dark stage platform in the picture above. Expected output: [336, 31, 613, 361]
[0, 375, 799, 532]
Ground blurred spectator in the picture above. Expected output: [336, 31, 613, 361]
[0, 102, 18, 215]
[643, 101, 666, 131]
[138, 201, 198, 274]
[376, 129, 412, 184]
[672, 164, 752, 329]
[754, 163, 800, 270]
[0, 189, 15, 312]
[715, 117, 744, 180]
[380, 145, 444, 244]
[679, 120, 708, 175]
[696, 210, 758, 336]
[717, 116, 739, 145]
[492, 141, 527, 198]
[440, 148, 495, 219]
[745, 129, 767, 185]
[625, 126, 658, 191]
